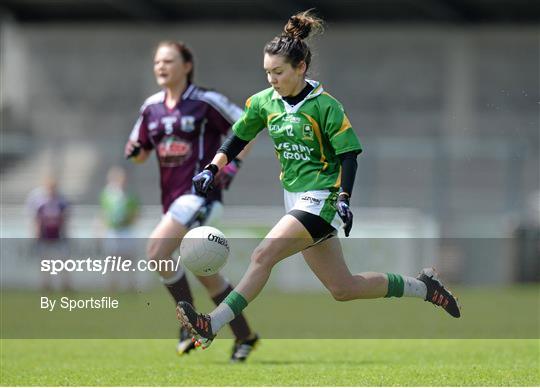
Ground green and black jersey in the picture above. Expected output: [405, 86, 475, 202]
[232, 80, 362, 192]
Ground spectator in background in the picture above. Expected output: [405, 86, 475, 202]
[26, 175, 70, 291]
[100, 166, 139, 237]
[99, 166, 140, 290]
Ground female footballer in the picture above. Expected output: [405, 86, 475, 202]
[177, 11, 461, 349]
[125, 41, 258, 361]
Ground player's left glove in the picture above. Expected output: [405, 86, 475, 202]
[336, 192, 353, 237]
[214, 158, 241, 190]
[192, 164, 218, 195]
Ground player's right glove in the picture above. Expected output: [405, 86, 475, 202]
[336, 192, 353, 237]
[192, 164, 218, 195]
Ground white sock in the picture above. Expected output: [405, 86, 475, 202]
[209, 303, 235, 335]
[403, 276, 427, 299]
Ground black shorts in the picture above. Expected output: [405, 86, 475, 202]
[288, 209, 337, 245]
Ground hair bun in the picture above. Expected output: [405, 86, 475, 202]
[282, 9, 323, 40]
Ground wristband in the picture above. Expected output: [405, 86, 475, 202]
[204, 163, 219, 175]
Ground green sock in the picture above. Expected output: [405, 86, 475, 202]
[223, 290, 248, 317]
[385, 273, 404, 298]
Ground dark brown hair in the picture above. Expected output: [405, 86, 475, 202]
[156, 40, 194, 83]
[264, 9, 324, 72]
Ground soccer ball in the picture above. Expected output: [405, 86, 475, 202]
[180, 226, 230, 276]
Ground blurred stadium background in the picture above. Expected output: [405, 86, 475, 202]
[1, 0, 538, 290]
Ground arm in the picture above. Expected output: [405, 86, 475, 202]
[335, 151, 358, 238]
[209, 152, 230, 171]
[322, 99, 362, 237]
[338, 151, 358, 197]
[125, 105, 153, 163]
[124, 140, 151, 163]
[213, 133, 257, 189]
[236, 138, 254, 162]
[193, 134, 256, 194]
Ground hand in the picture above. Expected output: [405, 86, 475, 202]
[192, 164, 217, 195]
[336, 193, 353, 237]
[214, 158, 241, 190]
[124, 140, 141, 159]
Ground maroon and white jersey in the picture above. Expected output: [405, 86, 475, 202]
[26, 188, 69, 240]
[130, 84, 243, 213]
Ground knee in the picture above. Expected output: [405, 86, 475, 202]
[250, 245, 275, 270]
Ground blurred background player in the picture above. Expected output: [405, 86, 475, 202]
[26, 175, 70, 291]
[124, 40, 258, 361]
[180, 10, 461, 348]
[99, 165, 140, 291]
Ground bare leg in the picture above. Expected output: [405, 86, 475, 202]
[234, 214, 313, 302]
[150, 214, 254, 341]
[147, 216, 187, 278]
[302, 237, 388, 301]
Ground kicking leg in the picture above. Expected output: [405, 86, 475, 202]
[197, 273, 259, 361]
[148, 216, 232, 354]
[177, 214, 313, 347]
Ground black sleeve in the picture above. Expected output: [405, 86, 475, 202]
[218, 133, 249, 163]
[338, 151, 358, 197]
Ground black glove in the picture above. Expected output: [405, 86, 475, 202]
[336, 192, 353, 237]
[192, 164, 218, 195]
[125, 141, 141, 159]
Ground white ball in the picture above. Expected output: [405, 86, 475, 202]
[180, 226, 230, 276]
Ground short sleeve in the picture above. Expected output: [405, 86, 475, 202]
[202, 90, 244, 135]
[232, 95, 266, 141]
[323, 101, 362, 155]
[129, 106, 153, 150]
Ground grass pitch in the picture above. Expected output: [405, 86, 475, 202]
[1, 286, 538, 386]
[1, 338, 538, 386]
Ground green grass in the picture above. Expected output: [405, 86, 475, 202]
[1, 285, 538, 339]
[1, 286, 539, 385]
[1, 339, 538, 386]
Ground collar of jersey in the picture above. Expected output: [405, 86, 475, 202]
[161, 83, 195, 103]
[272, 80, 324, 114]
